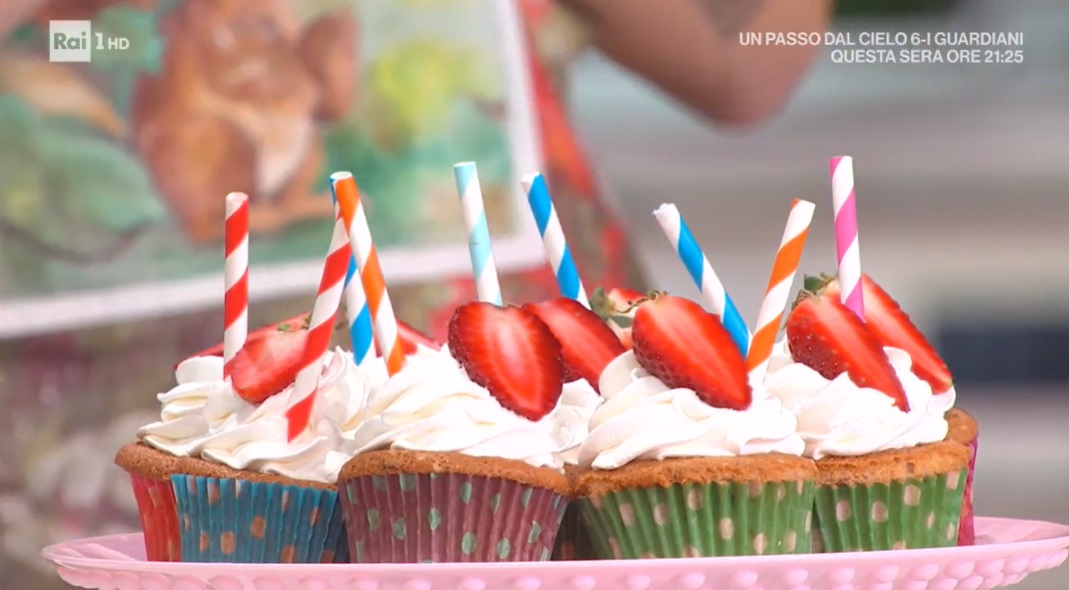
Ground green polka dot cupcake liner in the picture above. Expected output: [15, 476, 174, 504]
[812, 469, 967, 552]
[578, 480, 816, 559]
[171, 475, 349, 563]
[339, 473, 569, 563]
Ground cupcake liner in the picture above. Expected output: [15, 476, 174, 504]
[578, 480, 816, 559]
[551, 504, 596, 561]
[129, 474, 181, 561]
[813, 469, 967, 552]
[958, 435, 978, 545]
[339, 473, 568, 563]
[171, 475, 349, 563]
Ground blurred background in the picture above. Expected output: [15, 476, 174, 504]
[0, 0, 1066, 588]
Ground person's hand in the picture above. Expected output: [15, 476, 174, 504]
[557, 0, 834, 127]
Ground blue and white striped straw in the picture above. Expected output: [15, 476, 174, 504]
[453, 162, 502, 305]
[653, 203, 751, 356]
[330, 177, 375, 365]
[522, 172, 589, 307]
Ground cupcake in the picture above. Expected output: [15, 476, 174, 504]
[114, 442, 183, 561]
[813, 273, 979, 545]
[522, 298, 626, 560]
[575, 294, 817, 559]
[339, 303, 574, 563]
[765, 286, 969, 552]
[117, 314, 387, 563]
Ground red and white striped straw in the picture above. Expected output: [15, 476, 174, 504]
[829, 156, 865, 319]
[331, 172, 406, 376]
[746, 199, 816, 382]
[285, 209, 351, 441]
[223, 192, 249, 379]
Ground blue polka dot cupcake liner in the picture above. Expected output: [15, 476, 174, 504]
[578, 480, 816, 558]
[340, 472, 569, 563]
[812, 470, 967, 552]
[171, 475, 349, 563]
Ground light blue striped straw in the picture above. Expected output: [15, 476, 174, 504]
[330, 177, 375, 365]
[522, 172, 589, 307]
[653, 203, 751, 356]
[453, 162, 503, 305]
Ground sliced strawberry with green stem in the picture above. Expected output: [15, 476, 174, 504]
[228, 315, 311, 404]
[808, 274, 954, 394]
[179, 312, 310, 368]
[787, 289, 910, 411]
[523, 298, 625, 391]
[631, 293, 752, 410]
[448, 302, 565, 421]
[591, 286, 646, 349]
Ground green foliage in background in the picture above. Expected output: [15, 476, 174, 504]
[0, 96, 166, 292]
[91, 6, 165, 73]
[362, 40, 499, 149]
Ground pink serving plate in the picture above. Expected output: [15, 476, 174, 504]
[43, 517, 1068, 590]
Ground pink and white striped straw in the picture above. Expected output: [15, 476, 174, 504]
[285, 209, 351, 441]
[746, 199, 816, 382]
[830, 156, 864, 319]
[223, 192, 249, 379]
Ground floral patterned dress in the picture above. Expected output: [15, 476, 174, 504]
[0, 0, 644, 585]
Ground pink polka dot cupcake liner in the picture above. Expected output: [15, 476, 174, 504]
[170, 475, 349, 563]
[128, 474, 182, 561]
[958, 435, 978, 546]
[578, 481, 816, 559]
[812, 469, 967, 552]
[339, 473, 569, 563]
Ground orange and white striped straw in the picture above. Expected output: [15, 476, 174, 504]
[285, 209, 351, 441]
[746, 199, 816, 381]
[331, 172, 406, 377]
[223, 192, 249, 379]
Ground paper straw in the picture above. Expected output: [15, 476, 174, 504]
[746, 199, 816, 381]
[453, 162, 502, 305]
[285, 211, 350, 441]
[653, 203, 750, 356]
[523, 172, 588, 307]
[223, 192, 249, 379]
[332, 172, 406, 376]
[343, 259, 375, 365]
[830, 155, 865, 318]
[330, 185, 375, 365]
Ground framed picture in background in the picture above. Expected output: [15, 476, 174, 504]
[0, 0, 544, 340]
[0, 1, 569, 586]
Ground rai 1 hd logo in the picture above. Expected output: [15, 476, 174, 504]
[49, 20, 130, 62]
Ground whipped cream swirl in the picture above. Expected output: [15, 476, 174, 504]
[552, 379, 602, 466]
[579, 351, 805, 470]
[764, 341, 948, 459]
[138, 348, 385, 483]
[351, 346, 573, 471]
[928, 384, 958, 416]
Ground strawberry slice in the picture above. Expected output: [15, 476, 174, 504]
[631, 293, 752, 410]
[228, 315, 311, 404]
[178, 313, 310, 369]
[786, 290, 910, 412]
[811, 274, 954, 394]
[590, 286, 646, 349]
[447, 302, 565, 421]
[373, 320, 440, 356]
[522, 298, 626, 391]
